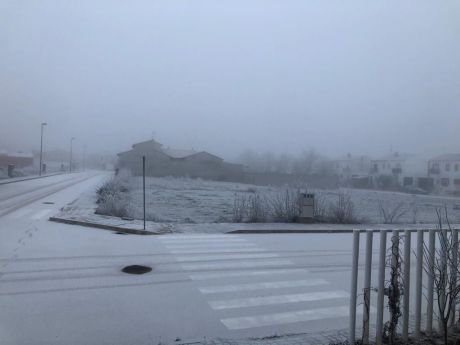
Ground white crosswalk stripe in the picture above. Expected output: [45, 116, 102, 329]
[165, 243, 258, 250]
[221, 305, 353, 330]
[208, 290, 349, 310]
[199, 278, 328, 294]
[175, 253, 279, 262]
[189, 268, 309, 281]
[162, 238, 250, 244]
[160, 235, 240, 240]
[170, 247, 266, 254]
[181, 259, 293, 271]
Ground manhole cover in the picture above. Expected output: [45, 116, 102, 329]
[121, 265, 152, 275]
[114, 231, 128, 235]
[42, 201, 54, 204]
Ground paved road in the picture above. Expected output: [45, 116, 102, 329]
[0, 172, 103, 217]
[0, 174, 424, 345]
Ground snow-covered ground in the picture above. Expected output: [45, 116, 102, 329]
[100, 176, 460, 225]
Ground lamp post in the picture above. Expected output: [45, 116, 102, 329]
[39, 123, 47, 176]
[69, 137, 75, 173]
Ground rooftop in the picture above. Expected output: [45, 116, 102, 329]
[430, 153, 460, 161]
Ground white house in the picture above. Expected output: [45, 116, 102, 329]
[370, 152, 428, 190]
[428, 154, 460, 194]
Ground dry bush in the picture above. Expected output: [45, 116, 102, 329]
[378, 200, 407, 224]
[95, 175, 131, 218]
[232, 193, 247, 223]
[232, 189, 340, 224]
[95, 193, 130, 218]
[269, 189, 302, 223]
[314, 195, 328, 221]
[328, 191, 360, 224]
[247, 193, 268, 222]
[422, 208, 460, 345]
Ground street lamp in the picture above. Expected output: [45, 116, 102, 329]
[69, 137, 75, 173]
[39, 123, 47, 176]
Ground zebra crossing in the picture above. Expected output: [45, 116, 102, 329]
[159, 234, 355, 332]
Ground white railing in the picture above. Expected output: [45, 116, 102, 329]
[349, 228, 459, 344]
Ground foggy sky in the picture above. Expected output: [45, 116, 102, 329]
[1, 0, 459, 161]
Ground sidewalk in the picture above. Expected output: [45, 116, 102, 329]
[0, 171, 65, 185]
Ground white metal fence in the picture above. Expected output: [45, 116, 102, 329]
[349, 228, 459, 344]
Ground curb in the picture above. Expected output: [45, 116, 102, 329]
[48, 217, 159, 235]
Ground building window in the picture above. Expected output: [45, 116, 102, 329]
[441, 178, 450, 187]
[455, 164, 459, 172]
[446, 163, 451, 172]
[454, 179, 460, 186]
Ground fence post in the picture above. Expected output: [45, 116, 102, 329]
[450, 229, 459, 326]
[426, 229, 435, 335]
[349, 230, 360, 345]
[376, 230, 387, 345]
[415, 230, 423, 338]
[362, 230, 373, 345]
[439, 228, 448, 334]
[402, 230, 411, 341]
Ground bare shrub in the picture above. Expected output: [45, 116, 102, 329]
[422, 208, 460, 345]
[95, 193, 130, 218]
[232, 189, 334, 223]
[313, 195, 328, 221]
[269, 189, 302, 223]
[328, 191, 360, 224]
[232, 192, 269, 223]
[247, 193, 268, 222]
[378, 200, 407, 224]
[232, 193, 247, 223]
[95, 175, 131, 218]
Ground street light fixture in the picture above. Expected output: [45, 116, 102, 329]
[69, 137, 75, 173]
[39, 123, 47, 176]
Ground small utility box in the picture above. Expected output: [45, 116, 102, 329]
[300, 193, 315, 223]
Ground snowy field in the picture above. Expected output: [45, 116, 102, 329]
[110, 176, 460, 225]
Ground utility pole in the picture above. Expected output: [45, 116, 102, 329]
[69, 137, 75, 173]
[83, 144, 87, 171]
[142, 156, 146, 230]
[39, 123, 47, 176]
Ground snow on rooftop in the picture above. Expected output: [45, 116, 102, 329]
[10, 151, 33, 158]
[0, 150, 33, 158]
[161, 148, 198, 158]
[430, 153, 460, 161]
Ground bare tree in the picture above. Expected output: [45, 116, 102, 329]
[422, 208, 460, 345]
